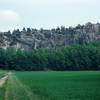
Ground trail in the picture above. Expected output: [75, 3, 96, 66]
[0, 73, 8, 87]
[5, 72, 39, 100]
[13, 75, 39, 100]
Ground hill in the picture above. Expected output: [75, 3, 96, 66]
[0, 22, 100, 50]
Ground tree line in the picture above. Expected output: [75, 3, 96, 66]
[0, 42, 100, 71]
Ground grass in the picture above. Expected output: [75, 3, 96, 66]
[5, 73, 32, 100]
[0, 71, 7, 100]
[0, 71, 100, 100]
[0, 86, 5, 100]
[0, 71, 6, 78]
[15, 71, 100, 100]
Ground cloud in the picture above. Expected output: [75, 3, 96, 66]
[0, 10, 22, 31]
[0, 10, 21, 23]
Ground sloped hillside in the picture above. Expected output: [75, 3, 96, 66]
[0, 22, 100, 50]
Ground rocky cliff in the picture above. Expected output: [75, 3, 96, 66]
[0, 22, 100, 50]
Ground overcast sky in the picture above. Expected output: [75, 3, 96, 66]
[0, 0, 100, 31]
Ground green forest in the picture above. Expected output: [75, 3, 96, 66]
[0, 42, 100, 71]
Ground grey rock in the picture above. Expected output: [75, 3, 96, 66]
[0, 22, 100, 50]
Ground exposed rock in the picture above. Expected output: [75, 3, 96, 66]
[0, 22, 100, 50]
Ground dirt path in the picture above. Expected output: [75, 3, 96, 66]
[5, 72, 39, 100]
[0, 74, 8, 87]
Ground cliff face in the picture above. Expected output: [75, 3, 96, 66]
[0, 22, 100, 50]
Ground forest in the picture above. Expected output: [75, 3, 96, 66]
[0, 42, 100, 71]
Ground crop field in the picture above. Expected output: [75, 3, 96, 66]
[0, 71, 100, 100]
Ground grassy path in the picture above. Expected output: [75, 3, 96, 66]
[0, 74, 8, 87]
[0, 72, 8, 100]
[0, 71, 7, 78]
[0, 75, 8, 87]
[5, 72, 39, 100]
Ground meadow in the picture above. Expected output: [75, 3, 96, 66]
[0, 71, 100, 100]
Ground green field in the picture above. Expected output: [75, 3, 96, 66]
[0, 71, 100, 100]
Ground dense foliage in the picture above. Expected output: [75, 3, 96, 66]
[0, 42, 100, 70]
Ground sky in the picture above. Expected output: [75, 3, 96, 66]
[0, 0, 100, 31]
